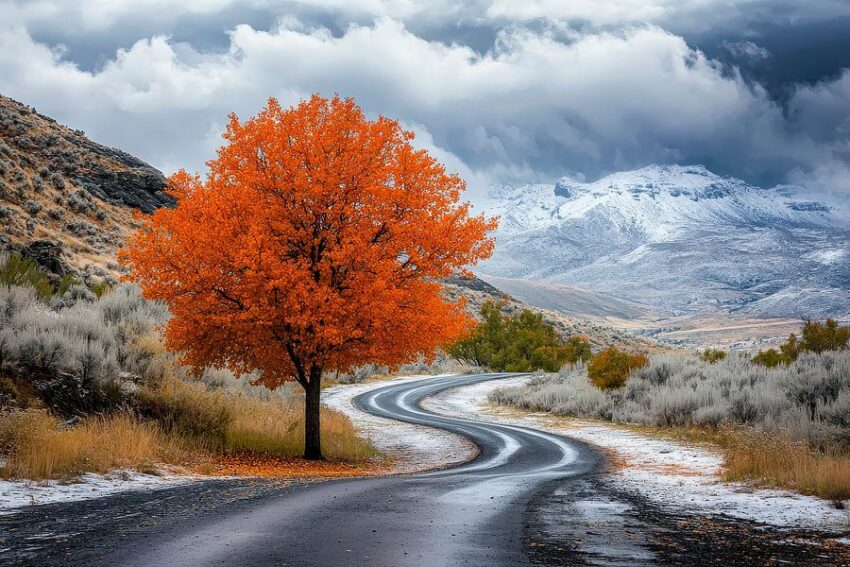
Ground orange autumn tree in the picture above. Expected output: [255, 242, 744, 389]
[122, 95, 497, 460]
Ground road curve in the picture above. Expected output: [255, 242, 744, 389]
[112, 373, 603, 567]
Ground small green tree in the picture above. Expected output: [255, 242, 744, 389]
[563, 336, 593, 364]
[770, 319, 849, 364]
[587, 347, 648, 390]
[751, 348, 790, 368]
[700, 348, 727, 363]
[447, 301, 505, 368]
[799, 319, 850, 354]
[779, 333, 799, 360]
[447, 301, 590, 372]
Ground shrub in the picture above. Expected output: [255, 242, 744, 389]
[773, 320, 850, 363]
[448, 300, 591, 372]
[492, 352, 850, 453]
[138, 378, 231, 445]
[24, 200, 42, 216]
[89, 280, 112, 298]
[563, 336, 593, 364]
[799, 319, 850, 354]
[50, 172, 65, 190]
[752, 348, 790, 368]
[53, 283, 97, 308]
[0, 253, 54, 301]
[700, 348, 727, 363]
[0, 282, 169, 416]
[587, 347, 648, 390]
[57, 274, 83, 296]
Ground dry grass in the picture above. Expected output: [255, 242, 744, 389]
[722, 432, 850, 505]
[0, 410, 180, 481]
[141, 378, 377, 461]
[224, 394, 377, 461]
[619, 423, 850, 505]
[0, 379, 378, 481]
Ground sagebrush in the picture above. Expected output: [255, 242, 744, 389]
[490, 352, 850, 451]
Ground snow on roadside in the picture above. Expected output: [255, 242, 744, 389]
[0, 471, 193, 511]
[422, 374, 850, 530]
[323, 375, 476, 474]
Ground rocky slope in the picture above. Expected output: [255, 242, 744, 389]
[479, 165, 850, 319]
[0, 94, 174, 282]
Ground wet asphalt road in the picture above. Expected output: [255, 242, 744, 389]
[107, 373, 603, 566]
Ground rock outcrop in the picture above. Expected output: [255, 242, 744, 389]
[0, 93, 175, 279]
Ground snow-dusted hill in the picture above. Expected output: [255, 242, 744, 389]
[478, 165, 850, 318]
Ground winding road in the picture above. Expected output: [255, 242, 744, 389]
[7, 373, 850, 566]
[111, 372, 603, 567]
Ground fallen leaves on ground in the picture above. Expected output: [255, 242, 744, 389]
[189, 454, 395, 478]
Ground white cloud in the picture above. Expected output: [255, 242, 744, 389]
[0, 14, 847, 197]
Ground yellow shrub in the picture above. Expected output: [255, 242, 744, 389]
[587, 347, 648, 390]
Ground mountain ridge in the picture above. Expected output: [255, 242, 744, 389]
[479, 164, 850, 319]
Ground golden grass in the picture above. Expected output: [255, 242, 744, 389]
[612, 422, 850, 504]
[0, 410, 180, 481]
[142, 377, 377, 461]
[224, 392, 377, 461]
[0, 379, 378, 481]
[722, 432, 850, 504]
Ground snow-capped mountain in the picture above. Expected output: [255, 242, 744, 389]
[478, 165, 850, 318]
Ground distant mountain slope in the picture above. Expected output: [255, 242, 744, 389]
[479, 165, 850, 318]
[0, 94, 174, 282]
[476, 275, 661, 323]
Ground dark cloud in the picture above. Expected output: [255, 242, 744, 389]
[0, 0, 847, 195]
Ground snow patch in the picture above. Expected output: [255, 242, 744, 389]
[0, 471, 192, 511]
[806, 248, 845, 264]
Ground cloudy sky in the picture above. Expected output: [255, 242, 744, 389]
[1, 0, 849, 198]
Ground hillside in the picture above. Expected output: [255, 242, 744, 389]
[479, 164, 850, 319]
[0, 94, 173, 283]
[443, 276, 664, 352]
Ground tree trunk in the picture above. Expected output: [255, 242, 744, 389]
[303, 366, 323, 460]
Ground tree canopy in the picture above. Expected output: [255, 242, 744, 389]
[122, 95, 496, 458]
[587, 347, 648, 390]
